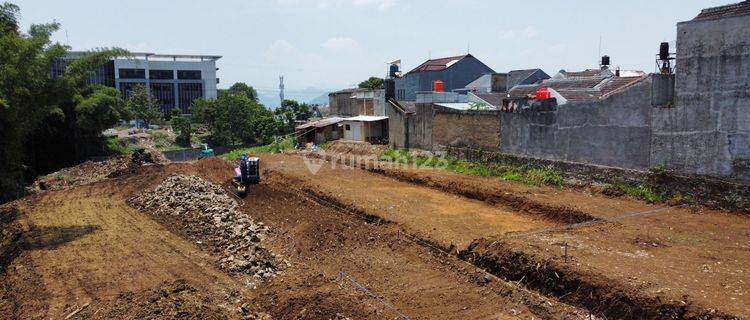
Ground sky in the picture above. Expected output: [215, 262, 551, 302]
[14, 0, 730, 107]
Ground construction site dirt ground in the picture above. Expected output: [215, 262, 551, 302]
[0, 158, 591, 320]
[263, 152, 750, 318]
[1, 152, 748, 319]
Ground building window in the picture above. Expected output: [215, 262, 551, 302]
[177, 70, 201, 80]
[178, 83, 203, 113]
[149, 69, 173, 80]
[150, 83, 175, 114]
[345, 124, 351, 131]
[119, 82, 146, 100]
[119, 68, 145, 79]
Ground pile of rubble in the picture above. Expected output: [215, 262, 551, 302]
[128, 174, 285, 281]
[31, 148, 167, 192]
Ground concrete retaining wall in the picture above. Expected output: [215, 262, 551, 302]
[651, 14, 750, 181]
[501, 78, 653, 170]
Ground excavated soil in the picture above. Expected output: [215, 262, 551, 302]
[266, 152, 750, 319]
[0, 157, 593, 319]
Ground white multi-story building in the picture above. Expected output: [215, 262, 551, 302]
[54, 52, 221, 114]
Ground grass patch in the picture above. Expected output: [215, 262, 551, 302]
[380, 148, 564, 187]
[105, 136, 139, 155]
[222, 137, 296, 160]
[611, 183, 668, 203]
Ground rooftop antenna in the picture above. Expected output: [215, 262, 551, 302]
[598, 36, 602, 64]
[467, 41, 470, 54]
[279, 75, 285, 103]
[65, 29, 70, 46]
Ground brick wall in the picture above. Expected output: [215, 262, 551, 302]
[432, 108, 500, 150]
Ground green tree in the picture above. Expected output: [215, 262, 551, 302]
[75, 85, 129, 134]
[171, 108, 192, 147]
[220, 82, 258, 102]
[274, 99, 312, 134]
[0, 2, 128, 200]
[358, 76, 384, 89]
[192, 92, 277, 146]
[126, 84, 162, 128]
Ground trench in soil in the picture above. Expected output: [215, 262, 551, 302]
[310, 152, 600, 225]
[270, 157, 742, 320]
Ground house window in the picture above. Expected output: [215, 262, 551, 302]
[345, 124, 351, 130]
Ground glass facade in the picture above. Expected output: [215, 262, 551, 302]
[150, 83, 175, 114]
[119, 82, 146, 100]
[119, 68, 146, 79]
[178, 83, 203, 113]
[52, 58, 115, 87]
[177, 70, 201, 80]
[149, 69, 173, 80]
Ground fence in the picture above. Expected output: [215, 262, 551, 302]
[162, 145, 245, 162]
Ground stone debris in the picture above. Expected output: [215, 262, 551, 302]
[128, 174, 286, 282]
[31, 148, 167, 193]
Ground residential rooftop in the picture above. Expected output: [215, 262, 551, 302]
[692, 0, 750, 21]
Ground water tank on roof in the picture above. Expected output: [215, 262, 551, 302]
[535, 87, 550, 100]
[659, 42, 670, 61]
[389, 64, 400, 77]
[433, 80, 444, 92]
[601, 55, 610, 67]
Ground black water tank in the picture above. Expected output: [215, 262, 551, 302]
[389, 64, 399, 77]
[659, 42, 670, 60]
[601, 55, 610, 66]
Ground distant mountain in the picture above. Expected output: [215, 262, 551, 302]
[257, 87, 333, 109]
[309, 93, 329, 106]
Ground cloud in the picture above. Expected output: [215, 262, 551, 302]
[321, 36, 361, 53]
[497, 26, 538, 40]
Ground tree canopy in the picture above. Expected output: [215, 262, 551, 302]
[192, 87, 278, 146]
[358, 76, 384, 89]
[220, 82, 259, 102]
[274, 99, 313, 134]
[0, 2, 129, 201]
[126, 84, 162, 128]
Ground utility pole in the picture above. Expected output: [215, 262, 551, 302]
[279, 75, 285, 104]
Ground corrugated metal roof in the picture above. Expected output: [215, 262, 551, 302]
[473, 92, 506, 107]
[343, 115, 388, 122]
[506, 73, 648, 103]
[693, 1, 750, 20]
[435, 103, 497, 111]
[295, 117, 345, 130]
[408, 54, 470, 73]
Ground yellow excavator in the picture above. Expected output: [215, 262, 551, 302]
[231, 154, 260, 196]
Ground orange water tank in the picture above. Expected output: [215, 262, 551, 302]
[433, 80, 444, 92]
[535, 87, 550, 100]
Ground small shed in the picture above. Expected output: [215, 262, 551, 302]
[341, 115, 389, 143]
[295, 117, 344, 146]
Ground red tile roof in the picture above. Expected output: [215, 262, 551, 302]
[408, 54, 469, 73]
[693, 1, 750, 21]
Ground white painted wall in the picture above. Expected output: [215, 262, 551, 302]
[114, 58, 218, 99]
[343, 121, 363, 141]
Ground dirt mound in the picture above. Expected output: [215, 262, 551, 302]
[70, 280, 271, 320]
[31, 148, 168, 192]
[0, 204, 24, 270]
[324, 141, 387, 157]
[128, 174, 286, 281]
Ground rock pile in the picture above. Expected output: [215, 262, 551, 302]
[128, 174, 285, 281]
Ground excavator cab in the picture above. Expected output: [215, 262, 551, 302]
[233, 155, 260, 196]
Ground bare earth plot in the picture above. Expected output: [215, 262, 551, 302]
[264, 152, 750, 319]
[0, 158, 591, 320]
